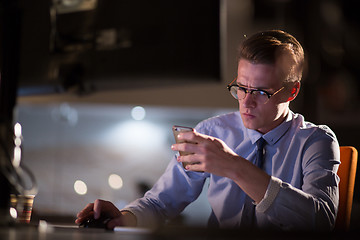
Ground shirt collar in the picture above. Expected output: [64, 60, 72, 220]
[245, 111, 294, 145]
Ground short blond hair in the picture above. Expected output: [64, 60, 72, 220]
[238, 30, 305, 82]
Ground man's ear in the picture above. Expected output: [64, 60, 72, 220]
[287, 81, 300, 102]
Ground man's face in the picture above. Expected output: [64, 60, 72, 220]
[236, 59, 290, 134]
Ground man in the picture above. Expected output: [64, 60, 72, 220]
[75, 30, 340, 230]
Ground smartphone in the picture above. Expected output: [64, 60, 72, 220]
[172, 125, 194, 168]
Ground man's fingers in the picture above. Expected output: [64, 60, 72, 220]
[75, 202, 95, 224]
[177, 130, 198, 142]
[172, 142, 192, 153]
[75, 204, 95, 224]
[82, 203, 94, 215]
[93, 199, 104, 219]
[75, 199, 123, 226]
[184, 162, 203, 172]
[75, 212, 94, 224]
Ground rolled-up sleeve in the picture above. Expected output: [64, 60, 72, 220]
[256, 176, 281, 213]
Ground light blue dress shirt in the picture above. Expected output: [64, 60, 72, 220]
[123, 111, 340, 230]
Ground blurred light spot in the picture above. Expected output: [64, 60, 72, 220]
[38, 220, 54, 233]
[14, 123, 22, 138]
[74, 180, 87, 195]
[108, 174, 123, 189]
[10, 207, 17, 219]
[13, 122, 23, 167]
[13, 146, 21, 167]
[51, 103, 78, 126]
[131, 106, 146, 121]
[14, 138, 22, 146]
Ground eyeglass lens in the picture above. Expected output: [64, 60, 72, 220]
[230, 86, 269, 103]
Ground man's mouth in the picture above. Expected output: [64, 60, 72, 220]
[241, 112, 257, 120]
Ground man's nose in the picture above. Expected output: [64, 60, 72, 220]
[241, 92, 256, 108]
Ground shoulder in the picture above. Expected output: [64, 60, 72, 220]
[195, 111, 242, 136]
[290, 113, 340, 164]
[292, 113, 337, 143]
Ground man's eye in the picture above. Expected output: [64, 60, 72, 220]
[255, 90, 268, 96]
[237, 87, 247, 93]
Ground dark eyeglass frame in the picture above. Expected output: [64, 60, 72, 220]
[226, 78, 285, 104]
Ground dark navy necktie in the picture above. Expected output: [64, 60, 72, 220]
[255, 137, 266, 169]
[240, 137, 266, 228]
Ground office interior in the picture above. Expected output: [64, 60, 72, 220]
[1, 0, 360, 231]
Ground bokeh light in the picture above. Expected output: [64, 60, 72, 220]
[108, 174, 123, 190]
[74, 180, 87, 195]
[131, 106, 146, 121]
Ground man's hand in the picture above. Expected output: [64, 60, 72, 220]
[171, 130, 239, 176]
[171, 130, 270, 203]
[75, 199, 137, 229]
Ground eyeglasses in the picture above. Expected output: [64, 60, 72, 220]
[227, 79, 285, 104]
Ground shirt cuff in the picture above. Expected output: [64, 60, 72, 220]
[120, 208, 140, 226]
[256, 176, 281, 213]
[121, 207, 159, 228]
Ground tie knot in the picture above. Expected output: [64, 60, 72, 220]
[257, 137, 265, 151]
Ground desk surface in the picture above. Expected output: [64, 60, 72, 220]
[0, 223, 357, 240]
[1, 224, 150, 240]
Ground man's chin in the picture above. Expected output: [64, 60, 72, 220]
[242, 122, 258, 131]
